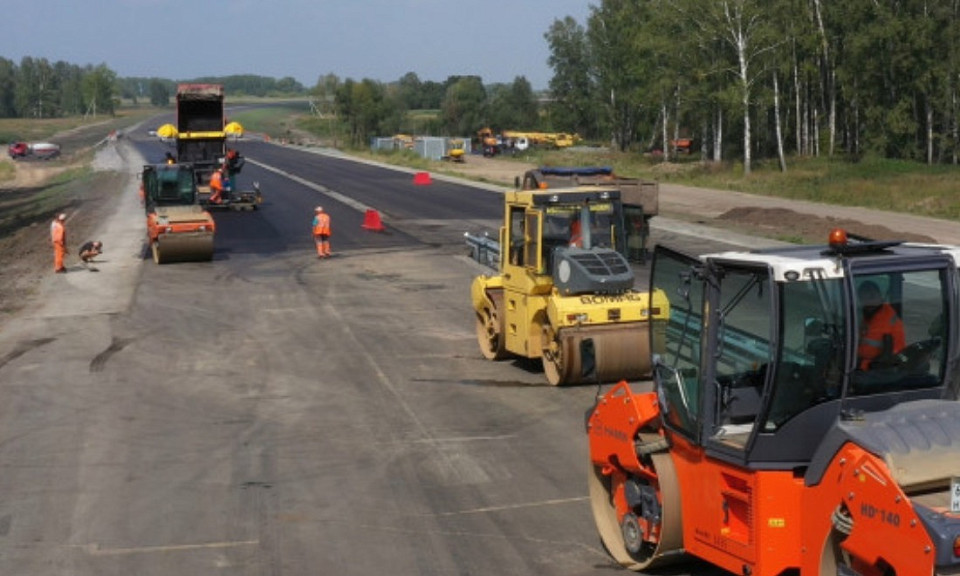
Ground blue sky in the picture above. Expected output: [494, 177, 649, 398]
[3, 0, 593, 89]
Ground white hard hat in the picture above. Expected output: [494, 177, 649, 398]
[315, 206, 323, 212]
[58, 213, 66, 220]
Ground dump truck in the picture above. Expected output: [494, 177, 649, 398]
[175, 83, 260, 210]
[468, 167, 668, 386]
[588, 229, 960, 574]
[141, 163, 215, 264]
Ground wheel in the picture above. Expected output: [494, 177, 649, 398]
[475, 307, 506, 360]
[588, 453, 683, 571]
[820, 506, 888, 576]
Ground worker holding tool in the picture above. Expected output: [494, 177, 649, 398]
[312, 206, 331, 258]
[209, 167, 224, 204]
[51, 213, 67, 273]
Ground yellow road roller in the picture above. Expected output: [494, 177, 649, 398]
[469, 167, 667, 385]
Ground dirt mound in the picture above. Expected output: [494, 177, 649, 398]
[717, 206, 937, 244]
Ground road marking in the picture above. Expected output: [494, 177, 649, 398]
[431, 496, 589, 517]
[246, 158, 375, 215]
[75, 540, 259, 556]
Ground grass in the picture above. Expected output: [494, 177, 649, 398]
[0, 165, 92, 236]
[0, 107, 157, 144]
[227, 103, 314, 141]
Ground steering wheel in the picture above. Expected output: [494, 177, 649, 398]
[894, 338, 942, 371]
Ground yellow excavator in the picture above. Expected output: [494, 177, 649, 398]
[468, 167, 667, 385]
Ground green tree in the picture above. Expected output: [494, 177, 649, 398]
[81, 64, 117, 116]
[397, 72, 423, 110]
[587, 0, 650, 151]
[335, 78, 386, 146]
[486, 76, 539, 130]
[55, 61, 84, 116]
[441, 76, 486, 135]
[0, 57, 17, 117]
[545, 16, 595, 137]
[149, 79, 170, 107]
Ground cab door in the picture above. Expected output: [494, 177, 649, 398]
[650, 244, 706, 440]
[501, 206, 544, 356]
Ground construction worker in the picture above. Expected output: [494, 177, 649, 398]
[78, 240, 103, 263]
[209, 167, 224, 204]
[857, 280, 906, 370]
[312, 206, 331, 258]
[51, 213, 67, 273]
[569, 215, 583, 248]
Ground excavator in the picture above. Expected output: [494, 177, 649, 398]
[469, 167, 667, 386]
[588, 229, 960, 574]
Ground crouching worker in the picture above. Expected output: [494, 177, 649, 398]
[79, 240, 103, 263]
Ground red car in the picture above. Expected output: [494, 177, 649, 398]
[8, 142, 29, 159]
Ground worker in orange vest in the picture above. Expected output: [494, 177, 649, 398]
[51, 213, 67, 273]
[857, 280, 906, 370]
[312, 206, 331, 258]
[569, 215, 583, 248]
[209, 167, 224, 204]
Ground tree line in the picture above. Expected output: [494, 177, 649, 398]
[0, 57, 118, 118]
[310, 73, 541, 148]
[544, 0, 960, 172]
[0, 56, 307, 119]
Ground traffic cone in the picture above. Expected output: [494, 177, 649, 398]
[361, 208, 386, 232]
[413, 171, 432, 185]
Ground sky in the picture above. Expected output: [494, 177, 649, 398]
[3, 0, 594, 90]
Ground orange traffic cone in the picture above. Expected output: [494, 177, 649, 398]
[361, 209, 386, 232]
[413, 171, 432, 185]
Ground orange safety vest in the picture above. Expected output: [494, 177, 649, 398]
[209, 170, 223, 192]
[569, 219, 583, 248]
[51, 219, 65, 246]
[857, 303, 906, 369]
[313, 212, 331, 236]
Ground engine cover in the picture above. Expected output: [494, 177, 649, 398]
[553, 247, 635, 295]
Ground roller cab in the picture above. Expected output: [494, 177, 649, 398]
[588, 231, 960, 574]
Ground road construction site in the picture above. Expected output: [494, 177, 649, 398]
[1, 118, 960, 574]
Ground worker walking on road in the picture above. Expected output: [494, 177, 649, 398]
[209, 167, 224, 204]
[51, 213, 67, 273]
[312, 206, 331, 258]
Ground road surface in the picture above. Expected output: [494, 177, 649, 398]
[1, 125, 957, 575]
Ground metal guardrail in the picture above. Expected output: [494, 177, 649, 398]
[465, 232, 500, 269]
